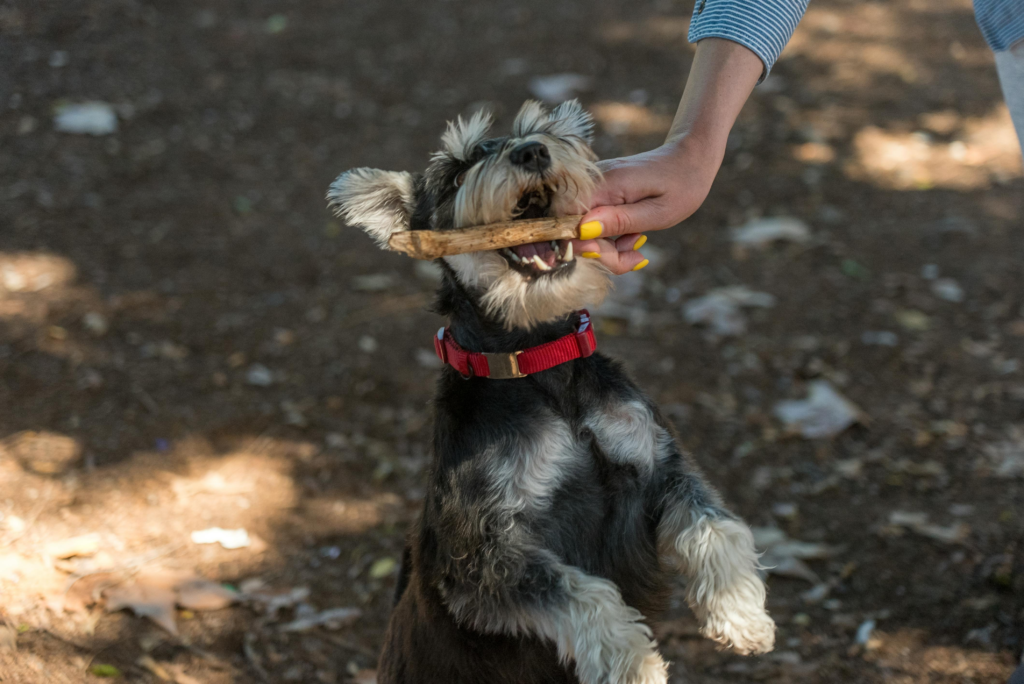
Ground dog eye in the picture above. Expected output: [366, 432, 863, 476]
[454, 172, 466, 188]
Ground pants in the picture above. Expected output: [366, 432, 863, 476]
[994, 40, 1024, 163]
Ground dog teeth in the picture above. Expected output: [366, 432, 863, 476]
[503, 248, 522, 264]
[531, 255, 551, 271]
[551, 240, 561, 258]
[562, 241, 573, 262]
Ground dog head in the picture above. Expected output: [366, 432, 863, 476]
[328, 100, 611, 329]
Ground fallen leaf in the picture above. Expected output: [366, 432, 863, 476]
[137, 656, 172, 681]
[279, 607, 362, 633]
[54, 102, 118, 136]
[767, 556, 822, 583]
[89, 664, 123, 677]
[105, 582, 178, 635]
[190, 527, 251, 549]
[752, 527, 844, 584]
[0, 625, 16, 651]
[63, 572, 120, 614]
[44, 533, 101, 559]
[368, 557, 397, 579]
[527, 74, 592, 103]
[980, 429, 1024, 478]
[884, 511, 970, 544]
[683, 287, 776, 337]
[774, 380, 867, 439]
[245, 585, 311, 617]
[175, 579, 239, 611]
[730, 217, 810, 253]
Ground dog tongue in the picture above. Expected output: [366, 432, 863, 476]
[513, 241, 557, 268]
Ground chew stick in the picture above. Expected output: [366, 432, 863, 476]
[386, 215, 583, 260]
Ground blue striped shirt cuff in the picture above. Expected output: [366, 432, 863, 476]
[973, 0, 1024, 51]
[687, 0, 810, 82]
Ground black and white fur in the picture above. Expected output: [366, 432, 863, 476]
[328, 101, 775, 684]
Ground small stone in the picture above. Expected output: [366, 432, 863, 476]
[264, 14, 288, 33]
[326, 433, 349, 449]
[274, 328, 296, 346]
[931, 278, 964, 303]
[82, 312, 109, 336]
[861, 330, 899, 347]
[358, 336, 378, 354]
[527, 74, 592, 104]
[894, 309, 930, 332]
[772, 502, 799, 519]
[246, 364, 274, 387]
[415, 348, 442, 369]
[351, 274, 395, 292]
[855, 619, 876, 645]
[54, 102, 117, 136]
[791, 613, 811, 626]
[49, 50, 69, 68]
[414, 261, 443, 283]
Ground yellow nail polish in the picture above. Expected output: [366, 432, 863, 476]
[633, 235, 647, 251]
[631, 259, 649, 272]
[579, 221, 603, 241]
[581, 252, 601, 259]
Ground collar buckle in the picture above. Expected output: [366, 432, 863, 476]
[483, 351, 525, 379]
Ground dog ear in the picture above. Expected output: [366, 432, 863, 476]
[327, 168, 416, 248]
[512, 100, 548, 138]
[547, 100, 594, 144]
[441, 109, 493, 161]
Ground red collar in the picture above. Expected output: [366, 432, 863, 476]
[433, 310, 596, 379]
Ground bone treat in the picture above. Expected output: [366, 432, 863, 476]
[387, 215, 583, 260]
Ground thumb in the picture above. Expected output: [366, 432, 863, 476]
[579, 198, 669, 239]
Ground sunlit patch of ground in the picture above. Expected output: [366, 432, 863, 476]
[845, 105, 1022, 190]
[782, 1, 992, 88]
[0, 432, 409, 682]
[863, 629, 1017, 681]
[591, 102, 674, 136]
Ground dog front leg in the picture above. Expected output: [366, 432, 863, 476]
[443, 548, 668, 684]
[657, 465, 776, 655]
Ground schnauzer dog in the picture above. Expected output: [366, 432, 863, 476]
[328, 101, 775, 684]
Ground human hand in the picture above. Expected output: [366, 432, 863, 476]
[573, 134, 723, 275]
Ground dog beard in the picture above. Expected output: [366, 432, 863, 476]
[443, 104, 611, 330]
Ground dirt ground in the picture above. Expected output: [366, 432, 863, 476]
[1, 0, 1023, 682]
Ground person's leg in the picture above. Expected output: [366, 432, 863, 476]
[994, 40, 1024, 162]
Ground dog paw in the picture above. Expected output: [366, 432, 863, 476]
[703, 608, 776, 656]
[627, 650, 668, 684]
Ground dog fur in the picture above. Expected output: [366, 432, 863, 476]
[328, 100, 775, 684]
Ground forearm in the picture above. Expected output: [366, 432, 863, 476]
[665, 38, 763, 163]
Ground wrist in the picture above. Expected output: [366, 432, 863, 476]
[662, 132, 726, 182]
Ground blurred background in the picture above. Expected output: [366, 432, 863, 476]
[0, 0, 1022, 682]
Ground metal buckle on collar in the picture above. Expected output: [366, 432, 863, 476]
[483, 351, 525, 379]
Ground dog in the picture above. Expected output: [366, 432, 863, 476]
[328, 100, 775, 684]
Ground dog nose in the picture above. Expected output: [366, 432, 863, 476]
[509, 141, 551, 172]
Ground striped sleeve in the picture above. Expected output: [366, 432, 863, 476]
[973, 0, 1024, 52]
[687, 0, 810, 82]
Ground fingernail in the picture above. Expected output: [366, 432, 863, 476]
[633, 235, 647, 251]
[581, 252, 602, 259]
[631, 259, 649, 272]
[579, 221, 603, 241]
